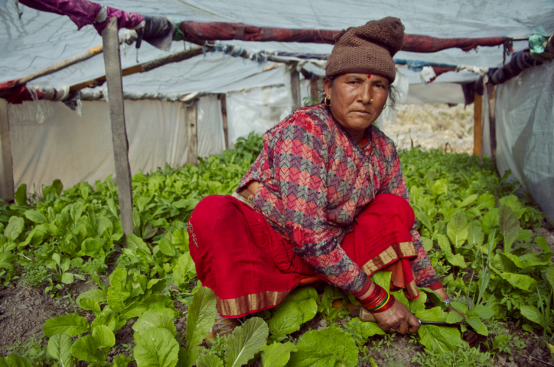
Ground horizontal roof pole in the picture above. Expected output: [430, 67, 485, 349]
[69, 46, 203, 92]
[178, 21, 510, 53]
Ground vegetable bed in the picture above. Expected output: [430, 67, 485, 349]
[0, 133, 553, 367]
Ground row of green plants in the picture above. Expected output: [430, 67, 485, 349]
[1, 134, 552, 366]
[402, 150, 553, 340]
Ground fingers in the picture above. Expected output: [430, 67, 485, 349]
[407, 314, 420, 333]
[397, 321, 409, 334]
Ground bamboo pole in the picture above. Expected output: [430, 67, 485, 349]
[102, 18, 134, 237]
[473, 92, 482, 156]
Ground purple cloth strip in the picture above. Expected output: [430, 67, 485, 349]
[19, 0, 143, 33]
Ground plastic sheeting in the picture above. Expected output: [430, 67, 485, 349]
[495, 61, 554, 221]
[3, 0, 553, 89]
[7, 96, 224, 190]
[27, 49, 287, 95]
[197, 95, 225, 158]
[226, 85, 294, 148]
[404, 83, 466, 105]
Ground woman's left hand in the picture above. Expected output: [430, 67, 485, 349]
[372, 299, 420, 334]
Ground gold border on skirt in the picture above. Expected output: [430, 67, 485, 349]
[217, 289, 291, 317]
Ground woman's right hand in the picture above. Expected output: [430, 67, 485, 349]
[371, 299, 420, 334]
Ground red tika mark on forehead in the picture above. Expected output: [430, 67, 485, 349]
[367, 75, 372, 78]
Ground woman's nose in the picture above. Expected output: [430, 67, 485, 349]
[358, 84, 372, 104]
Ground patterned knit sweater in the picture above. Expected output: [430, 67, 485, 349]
[237, 103, 440, 294]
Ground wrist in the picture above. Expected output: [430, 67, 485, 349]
[356, 283, 395, 313]
[354, 281, 375, 300]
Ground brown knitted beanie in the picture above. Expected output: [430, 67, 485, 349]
[325, 17, 405, 83]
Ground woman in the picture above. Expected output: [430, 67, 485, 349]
[189, 17, 452, 336]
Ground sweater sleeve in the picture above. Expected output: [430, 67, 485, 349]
[270, 119, 369, 294]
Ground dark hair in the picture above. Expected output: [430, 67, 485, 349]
[322, 76, 398, 110]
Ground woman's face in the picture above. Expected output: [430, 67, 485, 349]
[324, 73, 389, 141]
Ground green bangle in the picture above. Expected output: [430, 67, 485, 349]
[368, 291, 389, 311]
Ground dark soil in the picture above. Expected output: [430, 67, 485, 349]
[0, 277, 97, 354]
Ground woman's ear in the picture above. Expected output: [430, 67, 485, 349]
[323, 78, 332, 98]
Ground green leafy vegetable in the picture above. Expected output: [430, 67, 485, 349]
[47, 333, 74, 367]
[288, 327, 358, 367]
[225, 317, 269, 367]
[260, 342, 298, 367]
[133, 311, 177, 336]
[43, 314, 90, 338]
[184, 287, 218, 367]
[134, 328, 180, 367]
[70, 335, 102, 363]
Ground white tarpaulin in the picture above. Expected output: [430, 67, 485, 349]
[7, 96, 225, 190]
[495, 61, 554, 221]
[197, 95, 226, 158]
[3, 0, 553, 88]
[227, 85, 293, 148]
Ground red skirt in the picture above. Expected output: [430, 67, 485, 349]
[189, 193, 420, 318]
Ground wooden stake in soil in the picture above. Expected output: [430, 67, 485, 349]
[185, 101, 198, 165]
[473, 92, 483, 156]
[102, 17, 134, 238]
[290, 63, 302, 109]
[0, 99, 15, 202]
[487, 84, 497, 163]
[220, 95, 230, 150]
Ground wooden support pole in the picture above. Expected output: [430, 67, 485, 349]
[473, 92, 482, 156]
[487, 84, 497, 162]
[290, 63, 302, 109]
[220, 95, 229, 150]
[310, 79, 318, 102]
[185, 101, 198, 165]
[0, 99, 14, 202]
[102, 17, 134, 237]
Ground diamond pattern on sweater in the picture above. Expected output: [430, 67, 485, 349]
[239, 104, 439, 294]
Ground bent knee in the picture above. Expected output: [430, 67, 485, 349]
[373, 194, 414, 226]
[190, 195, 242, 227]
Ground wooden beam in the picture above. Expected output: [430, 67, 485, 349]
[70, 47, 203, 93]
[487, 84, 497, 162]
[185, 101, 198, 165]
[220, 95, 229, 150]
[473, 92, 482, 156]
[102, 17, 134, 237]
[17, 44, 105, 86]
[0, 99, 14, 202]
[290, 63, 301, 109]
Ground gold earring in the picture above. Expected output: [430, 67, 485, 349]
[324, 96, 331, 107]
